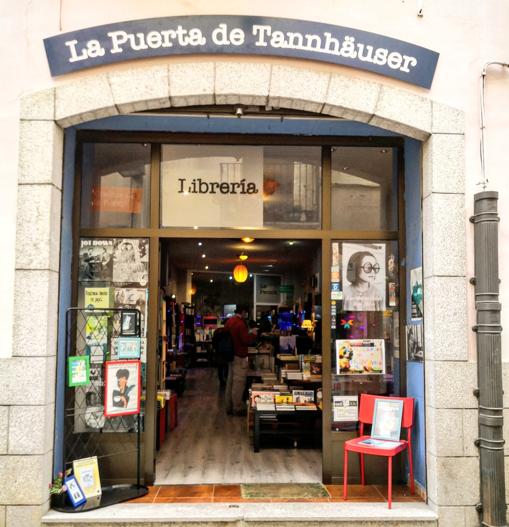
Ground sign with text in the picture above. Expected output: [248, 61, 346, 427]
[160, 145, 263, 228]
[44, 15, 439, 88]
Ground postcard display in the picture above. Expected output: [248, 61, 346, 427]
[330, 241, 400, 431]
[61, 237, 149, 507]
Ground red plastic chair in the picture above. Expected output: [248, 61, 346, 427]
[343, 394, 415, 508]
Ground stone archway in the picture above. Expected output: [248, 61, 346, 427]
[8, 61, 470, 524]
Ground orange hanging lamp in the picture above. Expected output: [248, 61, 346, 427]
[233, 263, 248, 283]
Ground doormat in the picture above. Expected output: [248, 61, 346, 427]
[241, 483, 329, 499]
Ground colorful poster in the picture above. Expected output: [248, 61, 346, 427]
[342, 242, 386, 311]
[410, 267, 423, 320]
[104, 360, 141, 417]
[68, 356, 90, 387]
[335, 339, 385, 374]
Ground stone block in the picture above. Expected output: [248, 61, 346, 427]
[503, 363, 509, 408]
[109, 65, 170, 113]
[169, 62, 215, 107]
[0, 407, 7, 454]
[427, 454, 438, 504]
[436, 506, 466, 527]
[15, 185, 61, 272]
[13, 270, 58, 357]
[425, 361, 477, 409]
[322, 74, 381, 122]
[20, 89, 55, 121]
[55, 75, 118, 127]
[423, 193, 466, 278]
[426, 407, 464, 457]
[464, 506, 481, 527]
[0, 357, 55, 405]
[433, 456, 479, 506]
[18, 121, 63, 188]
[215, 62, 270, 106]
[370, 85, 432, 140]
[423, 134, 465, 197]
[0, 507, 3, 527]
[0, 452, 52, 505]
[423, 276, 468, 361]
[8, 405, 54, 455]
[6, 505, 46, 527]
[462, 409, 479, 457]
[269, 65, 329, 113]
[432, 102, 465, 134]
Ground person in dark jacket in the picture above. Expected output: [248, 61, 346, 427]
[212, 326, 229, 389]
[223, 305, 257, 415]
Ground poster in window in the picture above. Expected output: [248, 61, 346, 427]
[342, 242, 386, 311]
[114, 287, 148, 336]
[410, 267, 423, 320]
[332, 395, 359, 422]
[78, 239, 114, 282]
[335, 339, 385, 374]
[112, 238, 149, 285]
[371, 398, 404, 441]
[104, 360, 141, 417]
[255, 274, 281, 305]
[406, 323, 424, 362]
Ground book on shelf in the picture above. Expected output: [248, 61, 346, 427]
[276, 404, 295, 411]
[277, 354, 299, 361]
[256, 402, 276, 411]
[295, 403, 317, 410]
[286, 371, 303, 380]
[250, 390, 279, 406]
[292, 389, 315, 403]
[274, 394, 293, 404]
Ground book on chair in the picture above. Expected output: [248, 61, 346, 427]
[358, 398, 404, 448]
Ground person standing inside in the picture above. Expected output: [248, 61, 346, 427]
[224, 305, 257, 416]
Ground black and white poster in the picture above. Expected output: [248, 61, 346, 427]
[406, 323, 424, 362]
[342, 242, 386, 311]
[79, 239, 114, 281]
[410, 267, 423, 321]
[112, 239, 149, 285]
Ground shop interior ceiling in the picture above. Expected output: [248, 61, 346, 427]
[161, 238, 320, 281]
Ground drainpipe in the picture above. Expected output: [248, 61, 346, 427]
[472, 62, 508, 527]
[472, 192, 506, 527]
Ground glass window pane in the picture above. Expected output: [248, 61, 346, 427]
[330, 240, 400, 431]
[160, 145, 321, 229]
[80, 143, 151, 229]
[331, 147, 397, 231]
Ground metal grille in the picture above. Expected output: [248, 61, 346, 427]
[63, 307, 142, 483]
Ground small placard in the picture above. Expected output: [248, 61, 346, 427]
[116, 337, 141, 359]
[68, 356, 90, 387]
[332, 395, 358, 422]
[64, 475, 87, 507]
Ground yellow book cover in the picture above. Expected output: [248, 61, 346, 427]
[85, 287, 114, 309]
[72, 456, 102, 498]
[274, 394, 293, 404]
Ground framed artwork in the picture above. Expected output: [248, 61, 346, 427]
[371, 398, 404, 441]
[335, 339, 385, 374]
[120, 310, 139, 336]
[68, 356, 90, 387]
[255, 274, 282, 305]
[72, 456, 102, 498]
[104, 360, 141, 417]
[64, 475, 87, 507]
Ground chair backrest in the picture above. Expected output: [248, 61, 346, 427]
[358, 394, 414, 434]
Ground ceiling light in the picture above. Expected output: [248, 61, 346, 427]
[210, 279, 214, 283]
[193, 226, 198, 230]
[201, 254, 206, 258]
[233, 264, 248, 283]
[198, 242, 203, 246]
[241, 237, 255, 243]
[205, 265, 209, 270]
[249, 273, 253, 278]
[288, 241, 295, 246]
[229, 276, 233, 280]
[238, 253, 248, 261]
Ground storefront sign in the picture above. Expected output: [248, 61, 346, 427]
[44, 15, 439, 88]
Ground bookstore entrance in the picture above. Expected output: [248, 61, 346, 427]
[73, 130, 422, 491]
[155, 237, 323, 484]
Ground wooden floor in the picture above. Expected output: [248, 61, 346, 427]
[155, 368, 322, 484]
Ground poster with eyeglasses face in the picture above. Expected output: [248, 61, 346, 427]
[342, 243, 386, 311]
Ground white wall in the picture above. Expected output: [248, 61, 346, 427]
[2, 0, 509, 359]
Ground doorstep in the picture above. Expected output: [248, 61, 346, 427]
[42, 502, 437, 527]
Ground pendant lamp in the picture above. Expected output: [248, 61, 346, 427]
[233, 263, 248, 283]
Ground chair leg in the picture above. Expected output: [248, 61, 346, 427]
[360, 453, 365, 486]
[408, 447, 415, 494]
[387, 456, 393, 509]
[343, 449, 348, 500]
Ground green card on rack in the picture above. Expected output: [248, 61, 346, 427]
[68, 355, 90, 387]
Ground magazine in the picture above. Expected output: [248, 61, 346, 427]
[358, 438, 403, 449]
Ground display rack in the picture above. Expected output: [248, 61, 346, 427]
[56, 307, 148, 513]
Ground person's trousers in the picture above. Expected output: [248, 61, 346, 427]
[225, 355, 248, 415]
